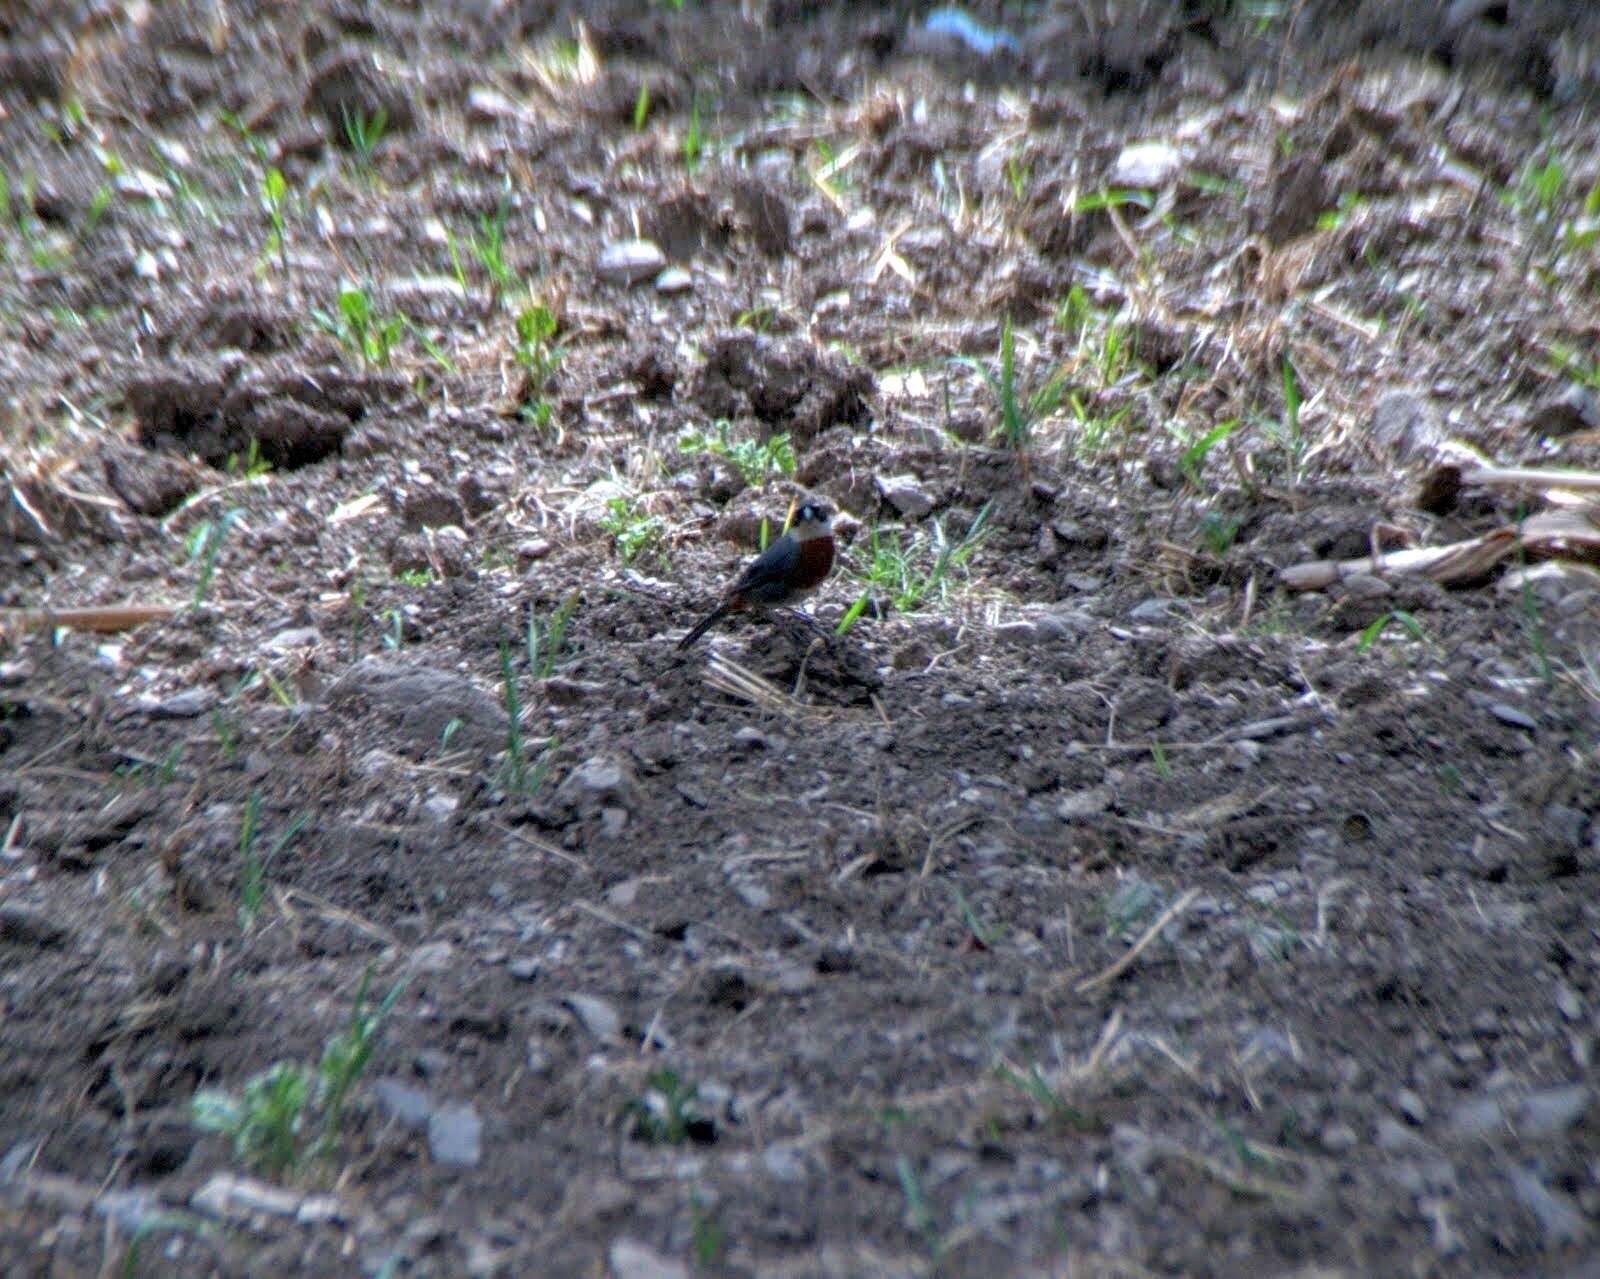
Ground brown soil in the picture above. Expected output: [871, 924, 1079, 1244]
[2, 2, 1598, 1276]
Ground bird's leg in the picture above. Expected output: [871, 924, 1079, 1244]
[779, 607, 832, 642]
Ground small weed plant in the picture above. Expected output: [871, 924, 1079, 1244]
[677, 419, 796, 487]
[1355, 609, 1427, 654]
[1097, 877, 1163, 941]
[466, 193, 517, 304]
[237, 791, 308, 930]
[689, 1191, 725, 1265]
[190, 966, 407, 1178]
[1064, 392, 1131, 459]
[1544, 341, 1600, 392]
[512, 302, 561, 426]
[895, 1156, 946, 1262]
[186, 508, 245, 606]
[1004, 149, 1031, 202]
[313, 286, 403, 369]
[115, 743, 184, 790]
[526, 593, 577, 678]
[340, 106, 387, 175]
[1177, 418, 1239, 490]
[994, 1059, 1091, 1129]
[1056, 285, 1141, 389]
[624, 1069, 707, 1145]
[1199, 509, 1241, 556]
[498, 640, 554, 794]
[682, 95, 706, 172]
[1261, 357, 1306, 480]
[600, 495, 661, 564]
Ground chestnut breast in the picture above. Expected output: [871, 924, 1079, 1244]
[788, 534, 835, 596]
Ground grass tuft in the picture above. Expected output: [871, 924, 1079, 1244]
[956, 317, 1069, 452]
[838, 503, 991, 632]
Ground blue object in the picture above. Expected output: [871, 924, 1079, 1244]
[924, 7, 1021, 57]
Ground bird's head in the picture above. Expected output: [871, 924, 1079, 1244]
[789, 501, 834, 541]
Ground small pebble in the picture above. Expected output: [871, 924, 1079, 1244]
[427, 1102, 483, 1168]
[596, 239, 666, 286]
[654, 266, 692, 294]
[1487, 702, 1537, 731]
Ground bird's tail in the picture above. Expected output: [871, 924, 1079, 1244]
[676, 603, 730, 651]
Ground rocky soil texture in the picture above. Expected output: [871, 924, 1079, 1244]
[2, 2, 1599, 1276]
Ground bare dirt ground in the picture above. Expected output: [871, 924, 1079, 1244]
[3, 2, 1599, 1275]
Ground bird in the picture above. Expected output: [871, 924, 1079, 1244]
[676, 501, 836, 650]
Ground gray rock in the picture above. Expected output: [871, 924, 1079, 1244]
[372, 1078, 434, 1129]
[95, 1188, 166, 1233]
[0, 659, 32, 687]
[412, 1045, 455, 1076]
[305, 49, 417, 138]
[596, 240, 666, 286]
[1341, 573, 1393, 600]
[609, 1240, 688, 1279]
[776, 963, 816, 994]
[1127, 597, 1178, 623]
[1115, 676, 1175, 732]
[0, 1141, 38, 1181]
[876, 473, 934, 518]
[556, 755, 638, 814]
[139, 687, 215, 719]
[264, 626, 322, 652]
[1509, 1165, 1590, 1247]
[0, 905, 71, 949]
[296, 1194, 342, 1225]
[1057, 786, 1113, 820]
[564, 993, 622, 1041]
[464, 86, 525, 124]
[323, 656, 506, 757]
[654, 266, 693, 294]
[192, 1172, 302, 1219]
[427, 1102, 482, 1168]
[401, 486, 466, 531]
[1444, 1087, 1585, 1142]
[410, 941, 456, 972]
[993, 620, 1051, 645]
[1396, 1088, 1429, 1126]
[1369, 391, 1443, 463]
[508, 957, 539, 981]
[1524, 384, 1598, 437]
[1544, 804, 1590, 849]
[763, 1141, 809, 1182]
[1376, 1116, 1429, 1152]
[420, 792, 458, 823]
[1035, 523, 1060, 566]
[1110, 140, 1183, 189]
[1516, 1084, 1591, 1139]
[1321, 1121, 1359, 1153]
[732, 880, 773, 911]
[1487, 702, 1538, 731]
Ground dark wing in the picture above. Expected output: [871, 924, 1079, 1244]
[730, 535, 800, 605]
